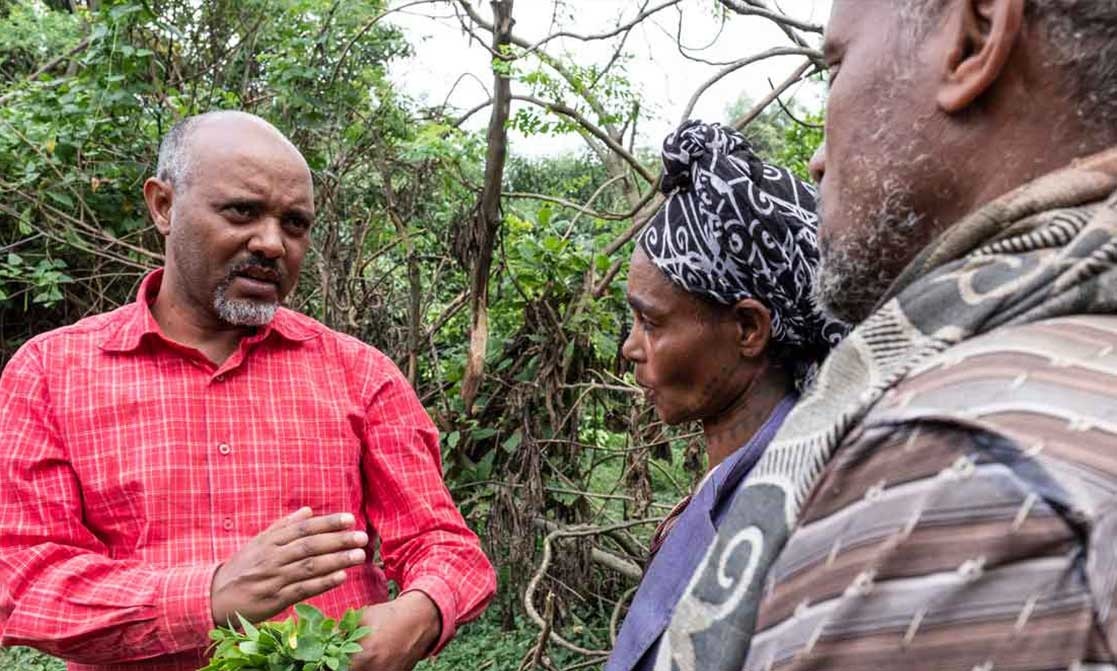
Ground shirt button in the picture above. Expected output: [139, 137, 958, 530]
[222, 518, 234, 530]
[215, 374, 226, 382]
[218, 443, 231, 455]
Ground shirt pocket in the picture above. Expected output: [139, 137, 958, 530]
[278, 436, 364, 518]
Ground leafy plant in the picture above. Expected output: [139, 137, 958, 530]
[201, 604, 369, 671]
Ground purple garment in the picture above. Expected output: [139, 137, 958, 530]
[605, 395, 797, 671]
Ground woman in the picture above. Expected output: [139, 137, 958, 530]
[607, 120, 846, 671]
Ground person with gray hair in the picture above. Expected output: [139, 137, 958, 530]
[653, 1, 1117, 670]
[0, 111, 495, 671]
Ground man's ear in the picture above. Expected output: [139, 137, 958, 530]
[732, 298, 772, 360]
[937, 0, 1024, 112]
[143, 177, 174, 236]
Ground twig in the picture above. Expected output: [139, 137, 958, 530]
[678, 46, 819, 125]
[717, 0, 823, 34]
[0, 37, 91, 107]
[510, 95, 655, 185]
[731, 60, 815, 131]
[524, 518, 660, 656]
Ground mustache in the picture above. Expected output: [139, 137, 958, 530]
[226, 255, 284, 284]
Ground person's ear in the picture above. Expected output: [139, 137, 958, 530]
[143, 177, 174, 237]
[937, 0, 1024, 112]
[732, 298, 772, 360]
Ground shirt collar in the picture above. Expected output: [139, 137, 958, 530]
[99, 268, 320, 353]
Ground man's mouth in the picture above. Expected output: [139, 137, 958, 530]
[234, 267, 281, 285]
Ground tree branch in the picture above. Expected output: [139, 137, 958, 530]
[511, 94, 655, 184]
[678, 45, 819, 125]
[717, 0, 823, 34]
[731, 59, 816, 130]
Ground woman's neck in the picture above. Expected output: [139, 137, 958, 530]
[701, 366, 791, 470]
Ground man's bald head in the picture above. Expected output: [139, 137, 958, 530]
[155, 111, 308, 190]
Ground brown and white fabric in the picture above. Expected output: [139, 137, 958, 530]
[656, 147, 1117, 670]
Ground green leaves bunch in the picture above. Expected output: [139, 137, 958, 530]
[201, 604, 368, 671]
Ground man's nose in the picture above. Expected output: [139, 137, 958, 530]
[809, 140, 826, 185]
[247, 218, 285, 258]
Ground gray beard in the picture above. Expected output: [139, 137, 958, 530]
[213, 276, 278, 326]
[813, 182, 925, 325]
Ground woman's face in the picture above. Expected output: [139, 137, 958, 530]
[622, 248, 761, 426]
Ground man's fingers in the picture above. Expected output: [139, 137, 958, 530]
[283, 547, 367, 583]
[277, 530, 369, 567]
[270, 511, 357, 546]
[275, 570, 350, 607]
[262, 506, 313, 534]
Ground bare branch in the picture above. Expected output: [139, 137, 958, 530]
[717, 0, 823, 34]
[678, 45, 819, 125]
[511, 94, 655, 184]
[731, 59, 815, 130]
[519, 0, 684, 55]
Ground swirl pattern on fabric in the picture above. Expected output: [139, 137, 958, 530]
[639, 120, 847, 385]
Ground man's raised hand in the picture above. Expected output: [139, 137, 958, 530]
[210, 507, 368, 625]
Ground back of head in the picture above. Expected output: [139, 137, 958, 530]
[813, 0, 1117, 325]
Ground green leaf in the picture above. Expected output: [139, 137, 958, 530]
[46, 191, 74, 208]
[471, 427, 497, 441]
[295, 603, 325, 628]
[290, 638, 326, 662]
[236, 613, 259, 640]
[501, 430, 523, 454]
[339, 608, 361, 632]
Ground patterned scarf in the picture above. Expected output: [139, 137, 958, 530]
[655, 147, 1117, 671]
[640, 121, 847, 387]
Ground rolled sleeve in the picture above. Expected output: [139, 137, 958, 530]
[401, 575, 459, 654]
[158, 562, 221, 651]
[359, 352, 496, 653]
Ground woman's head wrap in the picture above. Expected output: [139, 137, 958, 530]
[639, 120, 848, 387]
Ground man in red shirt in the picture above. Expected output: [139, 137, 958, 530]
[0, 111, 495, 671]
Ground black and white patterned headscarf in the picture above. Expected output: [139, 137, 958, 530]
[639, 120, 848, 387]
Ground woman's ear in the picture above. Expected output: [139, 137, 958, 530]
[937, 0, 1024, 112]
[732, 298, 772, 360]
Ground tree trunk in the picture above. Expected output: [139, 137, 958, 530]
[461, 0, 514, 414]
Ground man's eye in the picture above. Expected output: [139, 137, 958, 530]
[285, 216, 311, 232]
[226, 204, 255, 219]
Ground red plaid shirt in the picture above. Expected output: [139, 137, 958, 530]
[0, 270, 495, 671]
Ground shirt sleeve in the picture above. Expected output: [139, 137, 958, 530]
[0, 343, 220, 664]
[359, 355, 496, 654]
[747, 420, 1103, 671]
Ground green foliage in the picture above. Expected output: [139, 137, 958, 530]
[0, 647, 64, 671]
[729, 92, 825, 181]
[201, 604, 369, 671]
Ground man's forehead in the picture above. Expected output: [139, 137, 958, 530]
[825, 0, 890, 46]
[185, 123, 312, 197]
